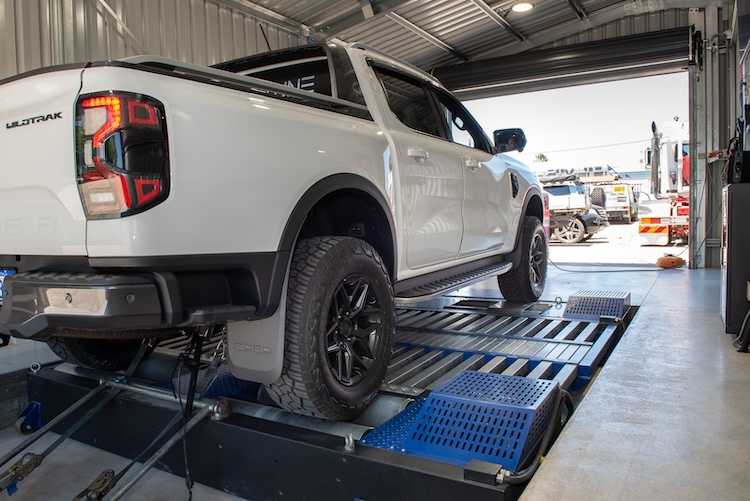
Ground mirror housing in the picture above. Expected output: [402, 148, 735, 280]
[494, 128, 527, 153]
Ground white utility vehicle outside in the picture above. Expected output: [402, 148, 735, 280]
[0, 42, 547, 420]
[590, 183, 639, 223]
[543, 178, 606, 244]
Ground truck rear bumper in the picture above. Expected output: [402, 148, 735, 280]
[0, 259, 276, 339]
[0, 272, 163, 339]
[605, 209, 628, 220]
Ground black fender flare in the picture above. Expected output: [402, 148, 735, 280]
[278, 173, 396, 257]
[506, 185, 546, 269]
[260, 174, 398, 317]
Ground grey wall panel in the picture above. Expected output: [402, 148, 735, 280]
[0, 0, 305, 80]
[0, 1, 17, 77]
[0, 0, 57, 77]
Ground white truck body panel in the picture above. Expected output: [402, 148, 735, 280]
[346, 47, 528, 275]
[378, 108, 465, 269]
[598, 183, 637, 221]
[637, 198, 688, 245]
[544, 184, 588, 212]
[79, 66, 391, 258]
[0, 69, 87, 256]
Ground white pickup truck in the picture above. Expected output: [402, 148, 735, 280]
[0, 42, 547, 420]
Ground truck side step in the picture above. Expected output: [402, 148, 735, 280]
[395, 262, 512, 303]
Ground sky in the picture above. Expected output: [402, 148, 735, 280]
[463, 72, 690, 175]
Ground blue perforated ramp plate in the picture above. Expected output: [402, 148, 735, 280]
[362, 371, 559, 471]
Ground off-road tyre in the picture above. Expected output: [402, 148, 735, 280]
[47, 335, 156, 372]
[498, 216, 548, 303]
[590, 187, 606, 207]
[265, 236, 395, 421]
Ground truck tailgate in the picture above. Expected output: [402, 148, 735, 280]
[0, 68, 87, 256]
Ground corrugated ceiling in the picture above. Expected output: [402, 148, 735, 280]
[217, 0, 722, 95]
[0, 0, 731, 97]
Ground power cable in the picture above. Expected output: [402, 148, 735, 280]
[680, 145, 724, 265]
[523, 137, 654, 156]
[732, 307, 750, 352]
[547, 257, 664, 274]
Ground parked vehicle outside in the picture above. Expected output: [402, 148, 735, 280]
[551, 206, 608, 244]
[591, 183, 639, 223]
[543, 178, 608, 244]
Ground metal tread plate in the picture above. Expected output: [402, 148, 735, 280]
[383, 303, 625, 394]
[150, 300, 626, 396]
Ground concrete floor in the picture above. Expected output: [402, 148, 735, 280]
[522, 266, 749, 501]
[0, 233, 747, 500]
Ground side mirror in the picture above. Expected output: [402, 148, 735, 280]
[494, 128, 527, 153]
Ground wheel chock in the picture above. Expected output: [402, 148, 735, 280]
[15, 401, 42, 435]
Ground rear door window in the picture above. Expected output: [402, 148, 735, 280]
[373, 66, 442, 137]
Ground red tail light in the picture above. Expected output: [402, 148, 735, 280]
[76, 92, 169, 219]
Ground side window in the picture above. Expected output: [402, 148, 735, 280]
[373, 67, 441, 137]
[544, 186, 568, 196]
[439, 102, 474, 148]
[434, 91, 491, 153]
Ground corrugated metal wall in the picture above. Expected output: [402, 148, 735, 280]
[0, 0, 305, 80]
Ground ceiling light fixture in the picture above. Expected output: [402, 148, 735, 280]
[511, 2, 534, 12]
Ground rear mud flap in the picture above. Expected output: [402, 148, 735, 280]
[226, 281, 286, 384]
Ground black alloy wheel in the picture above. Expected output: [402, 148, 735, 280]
[498, 216, 548, 302]
[326, 274, 386, 387]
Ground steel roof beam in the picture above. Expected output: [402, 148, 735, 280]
[210, 0, 309, 35]
[386, 12, 470, 62]
[564, 0, 588, 21]
[469, 0, 525, 42]
[360, 0, 376, 19]
[474, 0, 700, 59]
[94, 0, 147, 53]
[308, 0, 418, 41]
[433, 27, 689, 99]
